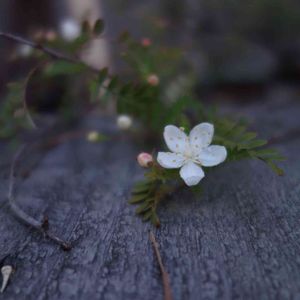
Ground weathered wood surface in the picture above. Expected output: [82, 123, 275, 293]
[0, 90, 300, 300]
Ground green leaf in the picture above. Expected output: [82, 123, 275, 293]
[129, 193, 148, 204]
[93, 19, 105, 35]
[98, 67, 109, 85]
[132, 185, 149, 194]
[136, 201, 152, 214]
[44, 61, 86, 77]
[243, 139, 267, 149]
[89, 78, 100, 103]
[107, 76, 119, 91]
[142, 210, 154, 221]
[81, 20, 91, 34]
[265, 161, 284, 176]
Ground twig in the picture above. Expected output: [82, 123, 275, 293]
[149, 231, 173, 300]
[8, 145, 72, 251]
[0, 31, 99, 73]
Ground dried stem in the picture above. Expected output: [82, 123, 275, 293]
[0, 31, 99, 73]
[149, 231, 173, 300]
[8, 145, 72, 251]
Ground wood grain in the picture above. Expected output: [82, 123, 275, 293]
[0, 96, 299, 300]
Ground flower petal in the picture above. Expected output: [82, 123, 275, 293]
[157, 152, 186, 169]
[163, 125, 189, 154]
[189, 123, 214, 153]
[197, 145, 227, 167]
[179, 161, 205, 186]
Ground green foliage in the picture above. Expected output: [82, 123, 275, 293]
[44, 61, 87, 77]
[129, 163, 179, 226]
[0, 19, 284, 179]
[0, 73, 36, 139]
[111, 32, 194, 134]
[93, 19, 105, 35]
[212, 117, 284, 175]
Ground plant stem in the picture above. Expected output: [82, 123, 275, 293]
[8, 145, 72, 251]
[149, 231, 173, 300]
[0, 31, 99, 73]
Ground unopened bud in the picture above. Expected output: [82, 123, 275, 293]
[147, 74, 159, 86]
[60, 18, 80, 41]
[141, 37, 152, 47]
[137, 152, 153, 168]
[117, 115, 132, 130]
[87, 131, 100, 142]
[45, 30, 57, 41]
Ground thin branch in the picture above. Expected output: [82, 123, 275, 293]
[8, 145, 72, 251]
[149, 231, 173, 300]
[0, 31, 99, 73]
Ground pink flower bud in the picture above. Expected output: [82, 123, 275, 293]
[141, 37, 152, 47]
[137, 152, 153, 168]
[45, 30, 57, 41]
[147, 74, 159, 86]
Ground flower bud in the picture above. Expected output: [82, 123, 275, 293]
[137, 152, 153, 168]
[45, 30, 57, 41]
[32, 29, 46, 41]
[141, 37, 151, 47]
[87, 131, 100, 142]
[60, 18, 80, 41]
[147, 74, 159, 86]
[117, 115, 132, 130]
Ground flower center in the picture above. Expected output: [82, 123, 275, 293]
[184, 146, 193, 159]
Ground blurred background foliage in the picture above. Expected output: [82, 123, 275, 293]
[0, 0, 295, 168]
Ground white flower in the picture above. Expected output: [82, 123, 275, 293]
[60, 18, 80, 41]
[157, 123, 227, 186]
[117, 115, 132, 130]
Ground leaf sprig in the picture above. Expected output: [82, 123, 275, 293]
[129, 162, 180, 227]
[130, 115, 284, 225]
[212, 118, 285, 175]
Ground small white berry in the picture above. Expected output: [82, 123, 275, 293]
[17, 45, 32, 57]
[117, 115, 133, 130]
[60, 18, 80, 41]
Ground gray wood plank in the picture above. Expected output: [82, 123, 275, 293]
[0, 98, 299, 300]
